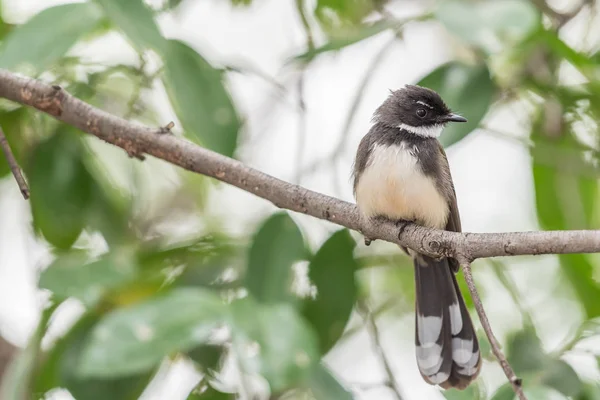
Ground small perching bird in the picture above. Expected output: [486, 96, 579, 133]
[352, 85, 481, 389]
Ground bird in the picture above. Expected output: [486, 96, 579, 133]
[351, 85, 481, 390]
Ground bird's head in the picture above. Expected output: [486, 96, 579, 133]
[373, 85, 467, 138]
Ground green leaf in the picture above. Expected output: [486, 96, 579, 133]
[0, 3, 103, 71]
[187, 344, 226, 377]
[307, 364, 353, 400]
[230, 0, 253, 5]
[417, 62, 495, 147]
[139, 235, 238, 270]
[231, 298, 319, 392]
[0, 107, 28, 178]
[25, 127, 129, 247]
[455, 269, 476, 310]
[490, 383, 515, 400]
[40, 248, 138, 308]
[560, 254, 600, 318]
[294, 20, 396, 62]
[34, 314, 155, 400]
[444, 385, 483, 400]
[315, 0, 378, 29]
[162, 40, 241, 157]
[1, 303, 59, 400]
[94, 0, 166, 52]
[532, 135, 600, 318]
[0, 3, 13, 40]
[139, 235, 242, 289]
[506, 329, 548, 375]
[187, 383, 236, 400]
[80, 150, 132, 244]
[541, 359, 582, 397]
[26, 129, 95, 249]
[246, 212, 306, 304]
[477, 330, 493, 361]
[79, 288, 227, 378]
[436, 0, 539, 53]
[538, 30, 598, 75]
[168, 0, 186, 9]
[532, 152, 597, 229]
[523, 386, 564, 399]
[577, 383, 600, 400]
[302, 229, 358, 354]
[494, 382, 572, 400]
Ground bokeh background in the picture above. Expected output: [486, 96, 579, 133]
[0, 0, 599, 399]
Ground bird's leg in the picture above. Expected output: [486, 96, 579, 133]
[396, 219, 416, 257]
[395, 220, 444, 261]
[395, 218, 414, 237]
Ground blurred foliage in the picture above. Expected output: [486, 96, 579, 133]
[417, 62, 495, 147]
[0, 0, 598, 399]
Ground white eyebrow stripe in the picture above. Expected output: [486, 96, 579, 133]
[417, 100, 434, 109]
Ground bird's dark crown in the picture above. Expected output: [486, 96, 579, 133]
[373, 85, 463, 130]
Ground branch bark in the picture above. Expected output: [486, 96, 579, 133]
[0, 126, 29, 199]
[0, 69, 597, 262]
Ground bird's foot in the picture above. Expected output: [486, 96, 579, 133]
[395, 219, 414, 237]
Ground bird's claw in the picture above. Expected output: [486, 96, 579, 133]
[396, 219, 414, 237]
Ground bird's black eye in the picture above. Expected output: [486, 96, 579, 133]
[416, 108, 427, 118]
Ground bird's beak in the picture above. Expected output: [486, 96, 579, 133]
[443, 113, 467, 123]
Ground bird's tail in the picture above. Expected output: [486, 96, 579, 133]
[413, 254, 482, 390]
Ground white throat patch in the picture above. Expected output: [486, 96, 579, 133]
[398, 123, 444, 138]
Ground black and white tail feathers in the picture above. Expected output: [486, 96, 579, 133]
[413, 254, 481, 390]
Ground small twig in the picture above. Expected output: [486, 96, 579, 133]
[341, 298, 398, 341]
[461, 262, 527, 400]
[224, 63, 287, 96]
[358, 303, 405, 400]
[300, 36, 397, 178]
[293, 72, 308, 183]
[488, 260, 536, 330]
[293, 0, 314, 184]
[0, 126, 29, 199]
[123, 53, 147, 120]
[159, 121, 175, 134]
[294, 0, 315, 50]
[551, 324, 586, 358]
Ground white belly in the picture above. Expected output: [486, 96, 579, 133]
[355, 143, 449, 229]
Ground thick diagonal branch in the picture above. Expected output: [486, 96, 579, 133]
[0, 69, 598, 261]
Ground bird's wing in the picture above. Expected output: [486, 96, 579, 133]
[438, 141, 462, 272]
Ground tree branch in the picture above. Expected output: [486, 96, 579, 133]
[1, 69, 598, 400]
[0, 126, 29, 199]
[358, 303, 405, 400]
[461, 262, 526, 399]
[0, 69, 598, 261]
[0, 335, 17, 396]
